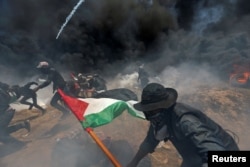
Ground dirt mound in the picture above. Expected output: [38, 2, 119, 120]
[0, 85, 249, 167]
[179, 85, 250, 150]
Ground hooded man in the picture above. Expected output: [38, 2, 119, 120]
[35, 61, 71, 118]
[127, 83, 239, 167]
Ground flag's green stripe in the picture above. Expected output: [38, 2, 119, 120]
[81, 101, 146, 129]
[81, 101, 128, 128]
[126, 102, 145, 120]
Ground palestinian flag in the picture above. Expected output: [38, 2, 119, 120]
[58, 89, 145, 129]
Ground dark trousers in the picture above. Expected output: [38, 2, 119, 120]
[0, 108, 24, 144]
[20, 91, 45, 112]
[50, 91, 71, 115]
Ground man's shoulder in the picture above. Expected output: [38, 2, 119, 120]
[49, 68, 57, 72]
[174, 103, 204, 120]
[48, 68, 62, 76]
[174, 102, 196, 113]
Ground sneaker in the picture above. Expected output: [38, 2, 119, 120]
[23, 120, 31, 132]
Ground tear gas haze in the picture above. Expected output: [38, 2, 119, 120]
[1, 0, 250, 166]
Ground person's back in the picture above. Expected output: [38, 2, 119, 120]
[49, 68, 66, 90]
[167, 102, 239, 166]
[36, 61, 66, 91]
[39, 68, 66, 92]
[138, 67, 148, 79]
[138, 66, 149, 88]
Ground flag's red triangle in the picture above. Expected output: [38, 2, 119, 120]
[58, 89, 89, 121]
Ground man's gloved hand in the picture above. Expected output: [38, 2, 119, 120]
[202, 163, 208, 167]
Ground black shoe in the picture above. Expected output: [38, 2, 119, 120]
[23, 120, 31, 132]
[28, 104, 33, 110]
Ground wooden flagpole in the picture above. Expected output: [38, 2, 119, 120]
[57, 89, 121, 166]
[85, 128, 122, 167]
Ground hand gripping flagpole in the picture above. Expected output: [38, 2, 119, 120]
[57, 89, 121, 167]
[85, 127, 122, 167]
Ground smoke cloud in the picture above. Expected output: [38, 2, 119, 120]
[2, 0, 249, 104]
[1, 0, 250, 166]
[1, 0, 249, 80]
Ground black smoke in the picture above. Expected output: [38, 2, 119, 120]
[236, 0, 250, 15]
[0, 0, 250, 80]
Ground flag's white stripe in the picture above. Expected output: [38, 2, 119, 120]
[78, 98, 122, 115]
[126, 100, 145, 119]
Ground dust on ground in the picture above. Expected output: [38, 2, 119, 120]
[0, 85, 250, 167]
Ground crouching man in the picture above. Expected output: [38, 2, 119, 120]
[127, 83, 239, 167]
[0, 82, 30, 146]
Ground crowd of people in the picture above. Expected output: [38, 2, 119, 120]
[0, 61, 240, 167]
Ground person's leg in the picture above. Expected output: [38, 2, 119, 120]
[30, 92, 46, 114]
[50, 92, 70, 117]
[0, 108, 30, 144]
[20, 96, 33, 110]
[0, 130, 23, 144]
[6, 120, 30, 134]
[0, 108, 15, 129]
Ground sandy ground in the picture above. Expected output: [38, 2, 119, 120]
[0, 85, 250, 167]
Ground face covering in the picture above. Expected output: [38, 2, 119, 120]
[144, 110, 170, 141]
[40, 67, 49, 74]
[154, 124, 169, 141]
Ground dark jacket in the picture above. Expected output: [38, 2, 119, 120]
[0, 88, 10, 111]
[138, 68, 149, 88]
[140, 102, 239, 166]
[38, 68, 66, 92]
[0, 83, 19, 111]
[138, 68, 149, 80]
